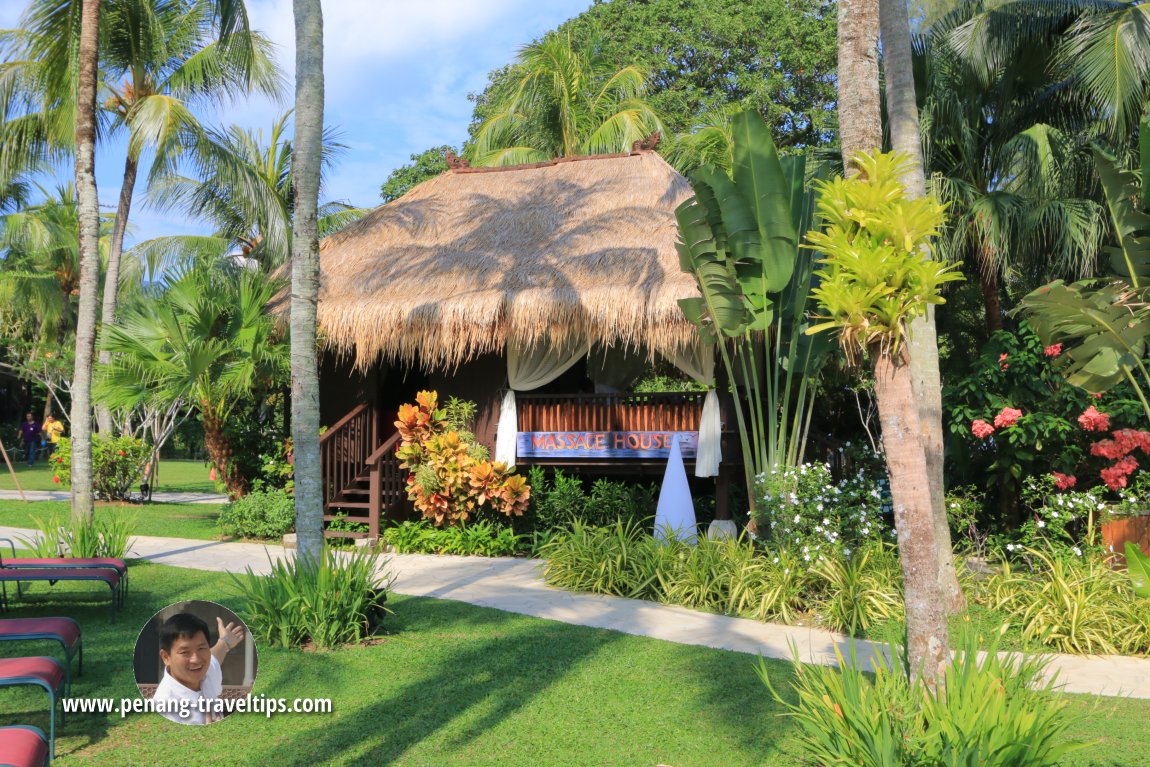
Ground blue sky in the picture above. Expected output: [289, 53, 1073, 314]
[1, 0, 592, 246]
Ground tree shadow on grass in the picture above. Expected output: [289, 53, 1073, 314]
[265, 596, 625, 766]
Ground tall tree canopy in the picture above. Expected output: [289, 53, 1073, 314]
[468, 0, 838, 154]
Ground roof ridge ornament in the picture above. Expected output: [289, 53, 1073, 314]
[631, 132, 661, 152]
[444, 149, 470, 170]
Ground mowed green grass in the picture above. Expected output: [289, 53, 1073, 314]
[0, 563, 1145, 767]
[0, 458, 218, 494]
[0, 500, 223, 541]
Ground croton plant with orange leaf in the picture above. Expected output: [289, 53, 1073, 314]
[395, 391, 530, 526]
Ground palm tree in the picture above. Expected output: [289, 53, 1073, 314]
[290, 0, 325, 563]
[880, 0, 964, 614]
[467, 32, 664, 166]
[138, 114, 362, 277]
[808, 151, 963, 686]
[98, 264, 288, 499]
[836, 0, 882, 169]
[71, 0, 100, 523]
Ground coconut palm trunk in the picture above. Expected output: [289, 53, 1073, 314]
[880, 0, 964, 613]
[837, 0, 882, 168]
[202, 408, 246, 499]
[291, 0, 325, 564]
[70, 0, 101, 524]
[95, 152, 139, 435]
[872, 348, 949, 685]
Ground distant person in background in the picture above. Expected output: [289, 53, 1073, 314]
[42, 415, 64, 456]
[18, 412, 40, 467]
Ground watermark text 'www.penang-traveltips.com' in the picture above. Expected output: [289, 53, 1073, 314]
[63, 695, 333, 720]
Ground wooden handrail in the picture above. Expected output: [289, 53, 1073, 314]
[320, 402, 371, 444]
[366, 431, 401, 465]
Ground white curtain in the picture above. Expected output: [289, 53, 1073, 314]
[494, 337, 590, 467]
[663, 341, 721, 477]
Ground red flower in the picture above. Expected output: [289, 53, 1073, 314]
[118, 450, 125, 456]
[1101, 456, 1139, 490]
[994, 407, 1023, 428]
[1052, 472, 1077, 490]
[998, 353, 1009, 370]
[1092, 392, 1103, 399]
[971, 419, 995, 439]
[52, 476, 60, 484]
[1043, 343, 1063, 357]
[1077, 406, 1111, 432]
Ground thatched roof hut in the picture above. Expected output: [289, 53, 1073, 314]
[316, 149, 700, 369]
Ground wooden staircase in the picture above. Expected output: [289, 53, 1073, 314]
[321, 403, 407, 540]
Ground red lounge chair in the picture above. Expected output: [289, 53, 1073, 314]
[0, 569, 121, 619]
[0, 725, 49, 767]
[0, 658, 64, 760]
[0, 539, 128, 604]
[0, 618, 82, 694]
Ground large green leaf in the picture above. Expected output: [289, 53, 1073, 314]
[1127, 542, 1150, 598]
[674, 198, 748, 339]
[1092, 144, 1150, 288]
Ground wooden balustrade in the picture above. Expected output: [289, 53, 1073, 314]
[320, 402, 376, 513]
[515, 392, 706, 433]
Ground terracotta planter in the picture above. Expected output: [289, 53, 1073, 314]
[1101, 514, 1150, 566]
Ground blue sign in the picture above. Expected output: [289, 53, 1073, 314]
[516, 431, 698, 459]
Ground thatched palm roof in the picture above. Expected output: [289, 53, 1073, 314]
[316, 149, 701, 369]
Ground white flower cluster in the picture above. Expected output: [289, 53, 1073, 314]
[755, 462, 890, 553]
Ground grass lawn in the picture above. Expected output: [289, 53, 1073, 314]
[0, 459, 219, 494]
[0, 564, 1146, 766]
[0, 500, 224, 541]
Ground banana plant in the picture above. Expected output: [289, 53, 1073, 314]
[675, 110, 832, 513]
[1127, 542, 1150, 598]
[1016, 118, 1150, 421]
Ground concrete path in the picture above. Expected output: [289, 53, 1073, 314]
[1, 524, 1147, 700]
[0, 489, 228, 504]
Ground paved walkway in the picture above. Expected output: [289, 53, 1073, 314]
[0, 489, 228, 504]
[1, 523, 1147, 699]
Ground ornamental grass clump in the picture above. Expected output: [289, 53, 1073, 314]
[23, 510, 137, 559]
[759, 637, 1088, 767]
[231, 547, 392, 649]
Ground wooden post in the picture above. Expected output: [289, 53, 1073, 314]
[368, 463, 381, 540]
[0, 438, 26, 502]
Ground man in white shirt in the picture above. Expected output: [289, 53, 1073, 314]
[151, 612, 245, 725]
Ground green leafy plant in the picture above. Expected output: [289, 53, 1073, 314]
[812, 543, 903, 635]
[23, 510, 137, 559]
[526, 468, 655, 532]
[1127, 542, 1150, 597]
[218, 489, 295, 539]
[231, 547, 392, 649]
[675, 109, 832, 512]
[50, 435, 149, 501]
[382, 519, 526, 557]
[759, 637, 1087, 767]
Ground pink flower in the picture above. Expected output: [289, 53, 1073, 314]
[971, 419, 995, 439]
[1077, 406, 1111, 432]
[994, 407, 1023, 428]
[1101, 456, 1139, 490]
[1092, 392, 1103, 399]
[1052, 472, 1077, 490]
[1043, 343, 1063, 357]
[998, 353, 1009, 370]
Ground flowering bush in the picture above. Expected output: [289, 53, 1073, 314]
[254, 438, 294, 492]
[754, 462, 892, 560]
[395, 391, 530, 526]
[996, 475, 1105, 558]
[51, 436, 149, 501]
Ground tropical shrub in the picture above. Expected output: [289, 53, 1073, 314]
[759, 639, 1086, 767]
[980, 546, 1150, 655]
[382, 519, 524, 557]
[526, 467, 656, 531]
[754, 461, 892, 554]
[51, 435, 149, 501]
[811, 542, 903, 634]
[218, 489, 295, 539]
[395, 391, 530, 525]
[23, 510, 136, 559]
[254, 437, 295, 492]
[231, 547, 391, 649]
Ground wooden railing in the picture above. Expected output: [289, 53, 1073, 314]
[320, 402, 376, 513]
[516, 391, 706, 433]
[364, 432, 404, 538]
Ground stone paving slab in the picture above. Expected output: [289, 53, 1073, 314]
[0, 524, 1146, 699]
[0, 490, 228, 504]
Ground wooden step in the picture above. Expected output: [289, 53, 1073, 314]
[327, 501, 371, 509]
[322, 530, 368, 539]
